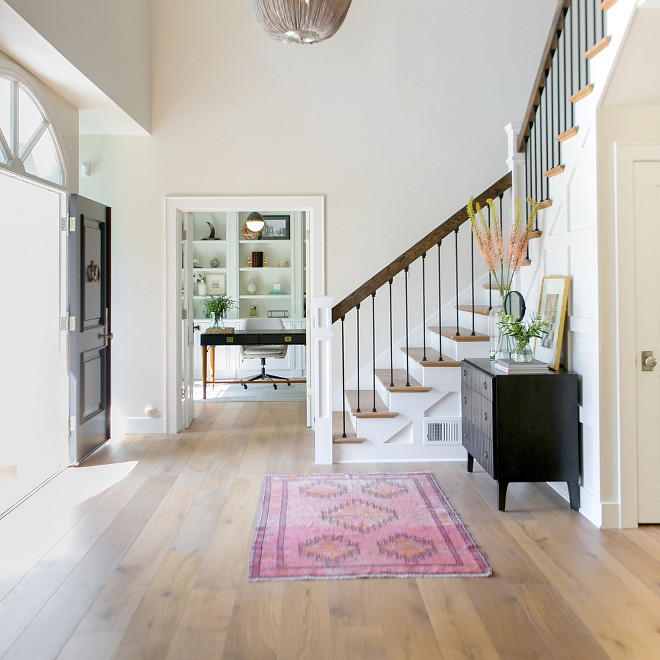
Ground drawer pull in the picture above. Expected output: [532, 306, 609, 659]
[483, 381, 487, 389]
[463, 396, 467, 404]
[484, 451, 489, 460]
[484, 412, 488, 421]
[463, 368, 467, 377]
[463, 430, 467, 438]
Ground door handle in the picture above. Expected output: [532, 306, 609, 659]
[642, 351, 657, 372]
[103, 332, 114, 340]
[87, 260, 101, 283]
[193, 325, 200, 332]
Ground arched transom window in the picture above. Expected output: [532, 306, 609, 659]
[0, 76, 64, 187]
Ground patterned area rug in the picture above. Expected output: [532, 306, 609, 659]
[249, 473, 491, 581]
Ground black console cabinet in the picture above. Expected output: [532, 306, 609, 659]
[461, 358, 580, 511]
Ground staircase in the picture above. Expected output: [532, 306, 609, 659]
[314, 0, 635, 466]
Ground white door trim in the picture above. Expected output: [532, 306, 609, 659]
[164, 195, 325, 433]
[613, 141, 660, 528]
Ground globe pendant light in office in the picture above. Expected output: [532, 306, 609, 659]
[250, 0, 353, 44]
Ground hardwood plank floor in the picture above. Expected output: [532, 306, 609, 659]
[1, 401, 659, 659]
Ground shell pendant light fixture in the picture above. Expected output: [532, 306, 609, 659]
[250, 0, 353, 44]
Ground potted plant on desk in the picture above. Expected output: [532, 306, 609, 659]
[203, 294, 236, 329]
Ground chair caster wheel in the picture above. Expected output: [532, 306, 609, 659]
[287, 382, 291, 386]
[273, 384, 277, 390]
[243, 384, 247, 390]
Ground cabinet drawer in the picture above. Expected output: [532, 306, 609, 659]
[462, 417, 495, 478]
[461, 382, 493, 438]
[462, 361, 493, 401]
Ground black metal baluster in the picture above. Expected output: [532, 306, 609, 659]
[356, 303, 361, 413]
[570, 1, 576, 128]
[437, 241, 443, 360]
[545, 66, 550, 198]
[422, 253, 428, 360]
[585, 0, 590, 82]
[470, 227, 475, 335]
[454, 229, 460, 337]
[389, 278, 394, 387]
[549, 57, 555, 168]
[556, 38, 562, 166]
[600, 0, 606, 40]
[593, 0, 597, 47]
[577, 0, 582, 91]
[534, 111, 539, 212]
[404, 267, 411, 387]
[341, 316, 346, 438]
[371, 292, 377, 413]
[563, 12, 568, 136]
[539, 88, 545, 200]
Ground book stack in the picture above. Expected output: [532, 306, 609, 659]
[494, 357, 550, 374]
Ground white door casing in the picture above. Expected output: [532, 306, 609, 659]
[614, 142, 660, 526]
[164, 196, 325, 433]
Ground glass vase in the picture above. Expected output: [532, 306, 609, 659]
[510, 341, 533, 362]
[210, 312, 224, 329]
[488, 303, 511, 360]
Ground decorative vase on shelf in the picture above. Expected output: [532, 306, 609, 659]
[246, 279, 257, 294]
[488, 291, 511, 360]
[197, 282, 207, 296]
[210, 313, 224, 329]
[510, 341, 533, 362]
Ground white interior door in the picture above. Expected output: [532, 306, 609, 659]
[0, 172, 68, 514]
[634, 160, 660, 524]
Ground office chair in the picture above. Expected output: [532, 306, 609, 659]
[240, 317, 289, 389]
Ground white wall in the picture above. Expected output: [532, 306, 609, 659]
[4, 0, 150, 132]
[79, 0, 556, 434]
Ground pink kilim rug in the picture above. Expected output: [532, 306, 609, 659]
[249, 473, 491, 581]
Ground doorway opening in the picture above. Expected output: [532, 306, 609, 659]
[165, 196, 325, 433]
[0, 170, 68, 516]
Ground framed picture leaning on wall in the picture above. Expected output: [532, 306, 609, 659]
[261, 215, 290, 240]
[534, 276, 570, 370]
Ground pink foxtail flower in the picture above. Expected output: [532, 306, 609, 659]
[468, 196, 538, 298]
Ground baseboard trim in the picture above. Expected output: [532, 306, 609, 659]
[120, 416, 167, 435]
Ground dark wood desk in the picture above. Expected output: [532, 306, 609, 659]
[200, 329, 306, 399]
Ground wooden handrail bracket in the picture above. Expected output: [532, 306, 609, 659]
[331, 172, 512, 324]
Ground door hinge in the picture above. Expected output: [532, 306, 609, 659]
[182, 229, 187, 240]
[61, 315, 76, 332]
[69, 415, 76, 433]
[69, 216, 76, 232]
[182, 309, 188, 320]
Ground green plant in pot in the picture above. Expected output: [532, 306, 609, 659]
[203, 294, 236, 328]
[498, 313, 549, 362]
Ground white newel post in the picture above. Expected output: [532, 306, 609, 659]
[312, 296, 334, 465]
[505, 122, 527, 293]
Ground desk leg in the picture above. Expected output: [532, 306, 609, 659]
[498, 481, 508, 512]
[202, 345, 207, 400]
[467, 453, 474, 473]
[210, 347, 215, 390]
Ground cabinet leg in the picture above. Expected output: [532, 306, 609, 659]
[498, 482, 508, 511]
[467, 453, 474, 473]
[567, 481, 580, 510]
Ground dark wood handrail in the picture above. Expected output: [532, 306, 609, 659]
[517, 0, 570, 153]
[331, 172, 512, 324]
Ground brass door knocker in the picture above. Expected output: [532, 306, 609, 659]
[87, 260, 101, 283]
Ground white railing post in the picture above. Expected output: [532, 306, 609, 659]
[505, 122, 527, 293]
[312, 296, 334, 465]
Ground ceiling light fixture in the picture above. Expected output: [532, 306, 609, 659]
[250, 0, 353, 45]
[243, 211, 265, 240]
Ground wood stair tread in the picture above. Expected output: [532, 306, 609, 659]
[402, 347, 460, 367]
[375, 369, 431, 392]
[456, 304, 490, 317]
[570, 84, 594, 103]
[600, 0, 618, 11]
[544, 165, 565, 178]
[345, 390, 398, 418]
[529, 230, 542, 240]
[332, 411, 365, 443]
[520, 258, 532, 267]
[427, 326, 489, 342]
[584, 36, 611, 60]
[483, 284, 510, 291]
[557, 126, 579, 143]
[537, 199, 553, 210]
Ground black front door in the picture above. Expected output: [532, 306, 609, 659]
[68, 195, 111, 464]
